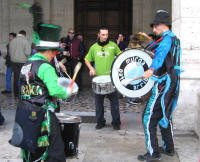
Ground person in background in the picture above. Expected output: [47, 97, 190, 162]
[128, 33, 144, 49]
[2, 32, 16, 94]
[9, 30, 31, 99]
[116, 33, 127, 51]
[66, 29, 84, 90]
[77, 34, 86, 60]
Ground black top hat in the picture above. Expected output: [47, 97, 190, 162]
[150, 10, 171, 28]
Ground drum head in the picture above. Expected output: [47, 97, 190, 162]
[58, 77, 78, 94]
[92, 75, 111, 83]
[111, 49, 154, 98]
[56, 113, 81, 123]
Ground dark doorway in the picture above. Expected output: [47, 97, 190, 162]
[74, 0, 132, 87]
[75, 0, 132, 52]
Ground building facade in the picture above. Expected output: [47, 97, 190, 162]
[0, 0, 200, 137]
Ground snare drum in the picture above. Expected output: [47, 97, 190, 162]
[56, 113, 81, 157]
[92, 75, 115, 95]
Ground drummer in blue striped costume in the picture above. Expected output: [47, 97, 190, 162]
[137, 10, 182, 162]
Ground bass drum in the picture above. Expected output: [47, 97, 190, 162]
[111, 49, 154, 98]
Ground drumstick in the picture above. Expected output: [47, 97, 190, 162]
[64, 71, 72, 80]
[131, 76, 144, 81]
[121, 76, 144, 86]
[70, 62, 82, 88]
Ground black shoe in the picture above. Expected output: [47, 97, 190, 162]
[1, 90, 11, 94]
[113, 124, 120, 130]
[127, 98, 140, 105]
[95, 123, 105, 129]
[138, 152, 161, 162]
[0, 114, 5, 125]
[159, 147, 175, 156]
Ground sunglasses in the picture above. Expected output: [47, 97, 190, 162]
[68, 32, 75, 34]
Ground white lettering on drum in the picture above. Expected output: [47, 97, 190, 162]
[125, 56, 145, 66]
[119, 56, 148, 90]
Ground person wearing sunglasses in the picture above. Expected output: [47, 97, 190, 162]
[85, 27, 121, 130]
[65, 28, 84, 90]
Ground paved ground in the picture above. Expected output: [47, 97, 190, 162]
[0, 74, 199, 162]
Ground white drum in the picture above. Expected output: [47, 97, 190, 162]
[111, 49, 154, 98]
[58, 78, 79, 103]
[92, 75, 115, 95]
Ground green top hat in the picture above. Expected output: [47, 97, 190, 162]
[34, 24, 63, 51]
[17, 2, 63, 52]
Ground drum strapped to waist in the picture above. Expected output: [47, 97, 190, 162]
[58, 78, 79, 104]
[92, 75, 115, 95]
[111, 49, 154, 98]
[56, 113, 81, 157]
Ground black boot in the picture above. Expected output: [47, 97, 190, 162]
[0, 112, 5, 125]
[138, 152, 161, 162]
[159, 147, 175, 156]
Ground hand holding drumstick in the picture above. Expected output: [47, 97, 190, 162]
[121, 76, 144, 86]
[70, 62, 82, 88]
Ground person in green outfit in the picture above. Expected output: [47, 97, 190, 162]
[85, 27, 121, 130]
[9, 3, 73, 162]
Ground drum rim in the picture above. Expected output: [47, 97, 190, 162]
[92, 75, 112, 83]
[56, 113, 82, 123]
[111, 48, 154, 98]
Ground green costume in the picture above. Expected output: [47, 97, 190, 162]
[28, 53, 68, 99]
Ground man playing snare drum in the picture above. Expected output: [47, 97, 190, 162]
[85, 27, 121, 130]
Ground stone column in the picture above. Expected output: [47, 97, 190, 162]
[132, 0, 143, 34]
[172, 0, 200, 134]
[0, 0, 9, 73]
[45, 0, 74, 37]
[132, 0, 171, 34]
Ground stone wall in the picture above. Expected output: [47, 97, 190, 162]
[0, 0, 73, 74]
[0, 0, 199, 135]
[172, 0, 200, 135]
[132, 0, 171, 34]
[0, 0, 33, 73]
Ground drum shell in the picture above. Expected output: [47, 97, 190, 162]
[56, 113, 81, 157]
[92, 75, 115, 95]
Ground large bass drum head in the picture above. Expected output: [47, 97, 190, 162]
[111, 49, 154, 98]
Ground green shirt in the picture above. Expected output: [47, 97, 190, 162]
[29, 53, 68, 99]
[85, 41, 121, 76]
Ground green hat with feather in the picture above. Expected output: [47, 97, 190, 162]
[17, 2, 62, 51]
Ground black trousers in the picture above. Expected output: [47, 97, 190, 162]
[142, 80, 177, 156]
[0, 110, 5, 125]
[23, 112, 65, 162]
[94, 91, 121, 126]
[12, 62, 24, 97]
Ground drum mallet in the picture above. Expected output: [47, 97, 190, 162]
[121, 76, 144, 86]
[64, 71, 72, 80]
[70, 62, 82, 88]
